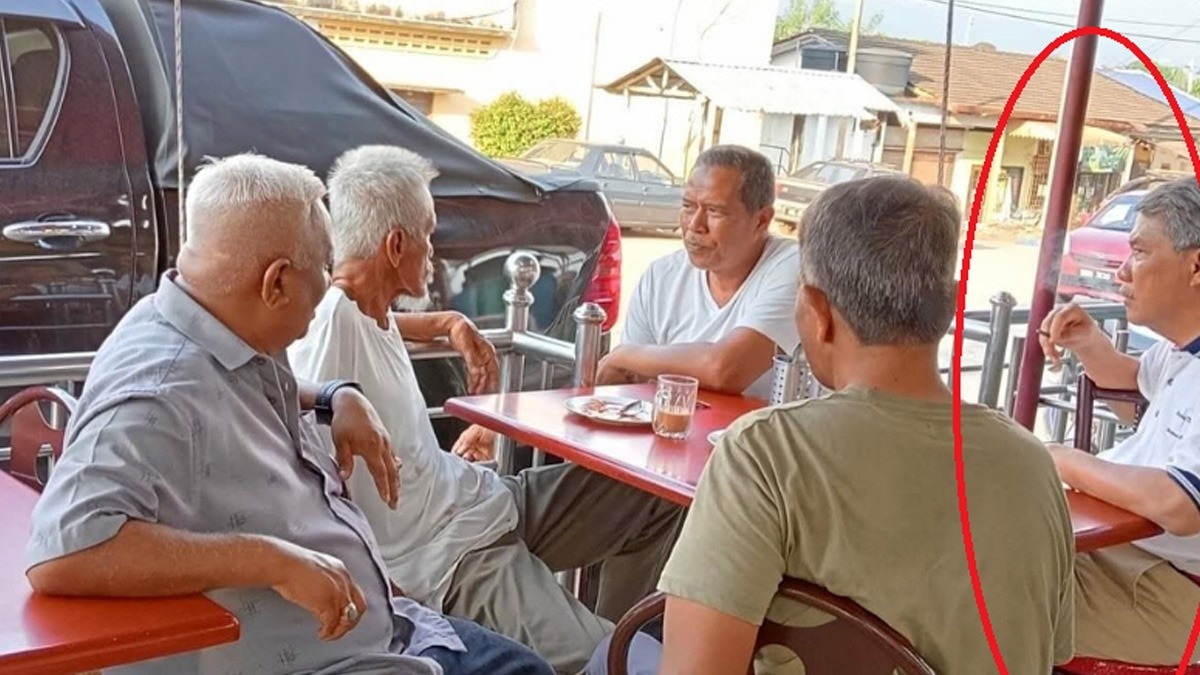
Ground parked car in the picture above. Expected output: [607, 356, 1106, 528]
[500, 140, 683, 233]
[774, 159, 904, 230]
[0, 0, 619, 448]
[1057, 190, 1144, 304]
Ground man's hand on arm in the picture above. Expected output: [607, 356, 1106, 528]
[1050, 444, 1200, 536]
[596, 328, 777, 395]
[298, 379, 399, 508]
[27, 520, 368, 641]
[660, 596, 759, 675]
[1040, 303, 1142, 424]
[393, 311, 498, 395]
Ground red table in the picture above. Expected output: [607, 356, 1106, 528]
[445, 383, 1162, 552]
[0, 472, 240, 675]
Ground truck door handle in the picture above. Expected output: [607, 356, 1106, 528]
[2, 219, 111, 250]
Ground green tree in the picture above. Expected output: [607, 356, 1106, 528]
[775, 0, 883, 41]
[1124, 60, 1200, 98]
[469, 92, 582, 158]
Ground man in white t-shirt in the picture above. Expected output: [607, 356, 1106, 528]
[1041, 177, 1200, 666]
[289, 145, 683, 675]
[597, 145, 799, 400]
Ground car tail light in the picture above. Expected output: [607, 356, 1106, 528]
[582, 207, 622, 333]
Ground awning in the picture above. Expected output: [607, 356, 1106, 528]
[601, 57, 898, 120]
[1009, 120, 1130, 147]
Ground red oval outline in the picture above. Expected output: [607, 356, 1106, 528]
[955, 26, 1200, 674]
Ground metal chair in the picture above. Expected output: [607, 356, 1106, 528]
[606, 577, 936, 675]
[0, 386, 77, 491]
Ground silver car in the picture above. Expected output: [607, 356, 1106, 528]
[501, 140, 683, 233]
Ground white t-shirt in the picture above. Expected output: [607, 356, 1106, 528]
[621, 236, 801, 400]
[288, 288, 517, 608]
[1099, 337, 1200, 573]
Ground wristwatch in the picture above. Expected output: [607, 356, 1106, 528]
[314, 380, 363, 425]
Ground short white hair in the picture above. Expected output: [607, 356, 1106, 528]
[184, 153, 331, 289]
[326, 145, 438, 264]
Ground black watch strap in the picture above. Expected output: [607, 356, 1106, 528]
[315, 380, 362, 425]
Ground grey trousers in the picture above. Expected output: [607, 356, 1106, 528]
[442, 463, 684, 674]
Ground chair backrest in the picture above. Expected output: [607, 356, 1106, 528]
[0, 387, 78, 491]
[606, 577, 935, 675]
[758, 578, 936, 675]
[1073, 375, 1148, 453]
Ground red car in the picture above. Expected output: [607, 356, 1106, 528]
[1057, 190, 1146, 303]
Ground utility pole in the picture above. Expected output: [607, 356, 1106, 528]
[937, 0, 954, 186]
[837, 0, 865, 160]
[846, 0, 865, 75]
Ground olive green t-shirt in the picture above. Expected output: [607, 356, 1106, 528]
[658, 388, 1074, 674]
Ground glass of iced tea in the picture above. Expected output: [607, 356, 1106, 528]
[653, 374, 699, 440]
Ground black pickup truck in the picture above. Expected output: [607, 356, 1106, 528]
[0, 0, 621, 429]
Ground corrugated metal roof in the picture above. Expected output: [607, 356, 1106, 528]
[1101, 69, 1200, 122]
[602, 58, 897, 120]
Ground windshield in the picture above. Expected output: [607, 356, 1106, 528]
[1088, 194, 1142, 232]
[524, 141, 588, 168]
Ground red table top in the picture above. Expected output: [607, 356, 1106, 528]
[0, 472, 239, 675]
[445, 383, 1162, 551]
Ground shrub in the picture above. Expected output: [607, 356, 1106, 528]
[470, 91, 581, 157]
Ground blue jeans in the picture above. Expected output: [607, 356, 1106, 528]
[420, 616, 554, 675]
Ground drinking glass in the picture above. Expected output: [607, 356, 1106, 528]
[653, 374, 699, 440]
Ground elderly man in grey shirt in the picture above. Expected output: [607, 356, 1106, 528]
[24, 153, 553, 675]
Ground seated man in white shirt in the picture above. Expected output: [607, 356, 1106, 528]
[596, 145, 800, 400]
[289, 145, 683, 675]
[1042, 176, 1200, 666]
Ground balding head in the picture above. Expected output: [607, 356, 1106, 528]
[177, 154, 333, 354]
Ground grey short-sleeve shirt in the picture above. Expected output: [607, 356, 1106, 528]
[27, 273, 463, 675]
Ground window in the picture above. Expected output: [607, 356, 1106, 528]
[632, 153, 674, 184]
[525, 141, 589, 168]
[595, 152, 635, 180]
[1089, 194, 1141, 232]
[3, 18, 61, 158]
[816, 163, 864, 185]
[791, 162, 824, 180]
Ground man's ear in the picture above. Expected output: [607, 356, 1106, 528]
[1189, 248, 1200, 288]
[260, 258, 292, 310]
[801, 284, 835, 346]
[386, 230, 405, 268]
[755, 206, 775, 234]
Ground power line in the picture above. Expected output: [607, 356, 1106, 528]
[949, 0, 1194, 30]
[917, 0, 1200, 46]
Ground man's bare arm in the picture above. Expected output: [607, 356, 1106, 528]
[660, 595, 759, 675]
[598, 328, 777, 395]
[1051, 445, 1200, 536]
[28, 520, 368, 640]
[391, 311, 463, 342]
[28, 520, 287, 597]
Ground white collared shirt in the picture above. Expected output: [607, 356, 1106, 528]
[1100, 336, 1200, 573]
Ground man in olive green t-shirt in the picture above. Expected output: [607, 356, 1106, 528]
[591, 176, 1075, 675]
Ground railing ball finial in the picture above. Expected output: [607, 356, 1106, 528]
[504, 251, 541, 292]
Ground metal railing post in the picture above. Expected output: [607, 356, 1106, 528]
[493, 251, 540, 475]
[1005, 335, 1025, 417]
[572, 303, 607, 388]
[978, 292, 1016, 408]
[1094, 328, 1130, 452]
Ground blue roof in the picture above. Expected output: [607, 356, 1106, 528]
[1101, 69, 1200, 121]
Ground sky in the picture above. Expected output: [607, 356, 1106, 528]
[777, 0, 1200, 70]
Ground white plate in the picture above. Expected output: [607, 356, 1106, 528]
[564, 395, 652, 427]
[708, 429, 726, 445]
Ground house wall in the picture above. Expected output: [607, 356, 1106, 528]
[317, 0, 775, 173]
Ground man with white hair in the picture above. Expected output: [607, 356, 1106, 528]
[26, 153, 553, 675]
[290, 145, 683, 674]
